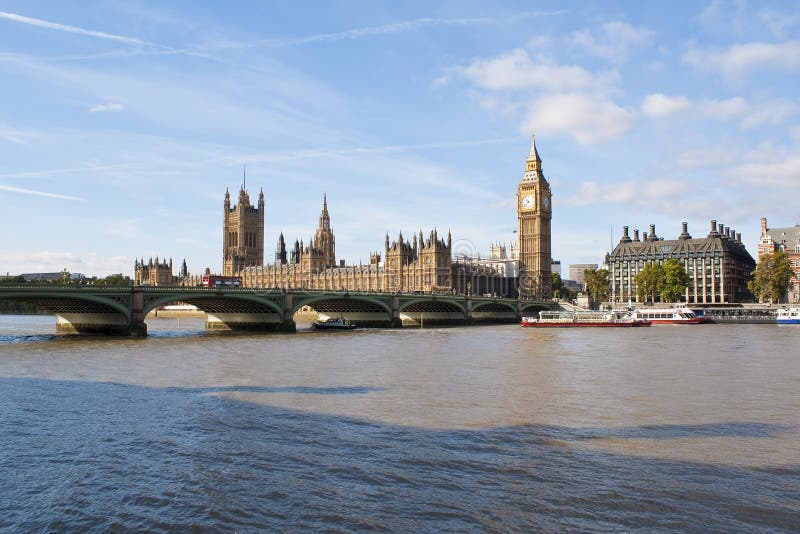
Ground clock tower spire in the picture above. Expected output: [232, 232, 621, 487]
[517, 129, 552, 299]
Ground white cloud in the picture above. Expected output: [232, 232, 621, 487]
[569, 21, 653, 62]
[89, 100, 124, 113]
[448, 48, 611, 92]
[698, 97, 748, 119]
[685, 40, 800, 77]
[736, 144, 800, 187]
[640, 95, 794, 129]
[0, 184, 85, 201]
[0, 125, 37, 145]
[523, 93, 634, 144]
[641, 93, 691, 118]
[758, 9, 799, 39]
[0, 10, 150, 47]
[565, 179, 691, 211]
[0, 251, 132, 277]
[675, 146, 736, 170]
[740, 99, 798, 129]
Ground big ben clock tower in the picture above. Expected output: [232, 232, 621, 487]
[517, 130, 552, 299]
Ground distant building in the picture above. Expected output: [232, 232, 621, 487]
[223, 184, 265, 276]
[21, 272, 85, 282]
[134, 257, 174, 286]
[569, 264, 598, 287]
[551, 260, 562, 278]
[758, 217, 800, 302]
[223, 134, 554, 299]
[607, 221, 755, 304]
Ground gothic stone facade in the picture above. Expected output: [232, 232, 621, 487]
[517, 132, 552, 299]
[240, 195, 454, 292]
[758, 217, 800, 302]
[223, 185, 265, 276]
[134, 257, 174, 286]
[607, 220, 755, 304]
[227, 134, 552, 297]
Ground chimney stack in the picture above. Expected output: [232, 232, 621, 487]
[633, 229, 640, 241]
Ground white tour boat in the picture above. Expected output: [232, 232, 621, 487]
[631, 307, 706, 325]
[776, 307, 800, 325]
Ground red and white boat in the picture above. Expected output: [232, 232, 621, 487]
[630, 306, 706, 324]
[521, 310, 651, 327]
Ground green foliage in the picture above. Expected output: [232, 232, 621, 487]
[661, 258, 689, 302]
[94, 274, 132, 286]
[584, 268, 610, 302]
[749, 251, 795, 303]
[635, 263, 665, 304]
[552, 273, 576, 301]
[0, 275, 26, 285]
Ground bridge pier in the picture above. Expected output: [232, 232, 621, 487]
[55, 313, 147, 337]
[205, 313, 284, 332]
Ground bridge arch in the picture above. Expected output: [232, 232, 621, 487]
[291, 293, 392, 321]
[472, 300, 518, 314]
[519, 301, 551, 316]
[0, 289, 132, 319]
[141, 292, 284, 318]
[399, 297, 466, 315]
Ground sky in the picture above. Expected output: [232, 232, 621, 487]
[1, 0, 799, 278]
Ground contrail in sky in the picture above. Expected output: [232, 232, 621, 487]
[0, 184, 85, 201]
[0, 10, 151, 46]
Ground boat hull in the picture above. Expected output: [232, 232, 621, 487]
[776, 318, 800, 325]
[312, 323, 358, 330]
[646, 318, 706, 324]
[521, 321, 650, 327]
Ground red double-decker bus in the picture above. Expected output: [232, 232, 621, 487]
[201, 274, 242, 287]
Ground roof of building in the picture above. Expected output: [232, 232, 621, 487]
[765, 225, 800, 250]
[609, 221, 755, 265]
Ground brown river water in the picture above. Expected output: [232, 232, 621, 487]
[1, 315, 799, 531]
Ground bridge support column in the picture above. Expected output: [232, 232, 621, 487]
[55, 313, 139, 336]
[390, 295, 402, 328]
[281, 292, 296, 332]
[129, 287, 148, 337]
[465, 295, 473, 325]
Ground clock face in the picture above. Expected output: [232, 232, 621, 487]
[521, 194, 535, 210]
[542, 196, 550, 210]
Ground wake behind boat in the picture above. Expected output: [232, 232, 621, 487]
[311, 316, 358, 330]
[631, 306, 706, 324]
[521, 310, 650, 327]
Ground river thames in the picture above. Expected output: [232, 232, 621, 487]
[1, 316, 799, 531]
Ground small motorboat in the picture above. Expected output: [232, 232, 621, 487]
[311, 316, 358, 330]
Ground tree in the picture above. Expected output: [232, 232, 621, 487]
[748, 251, 795, 303]
[553, 273, 576, 301]
[584, 268, 610, 302]
[635, 263, 665, 304]
[95, 274, 132, 286]
[661, 258, 689, 302]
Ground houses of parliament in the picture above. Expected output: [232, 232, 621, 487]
[138, 134, 553, 299]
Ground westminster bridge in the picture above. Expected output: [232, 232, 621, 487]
[0, 286, 554, 336]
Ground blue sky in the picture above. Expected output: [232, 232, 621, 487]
[1, 0, 798, 277]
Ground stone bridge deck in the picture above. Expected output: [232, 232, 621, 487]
[0, 286, 553, 336]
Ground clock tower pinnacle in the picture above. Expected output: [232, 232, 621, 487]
[517, 130, 552, 299]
